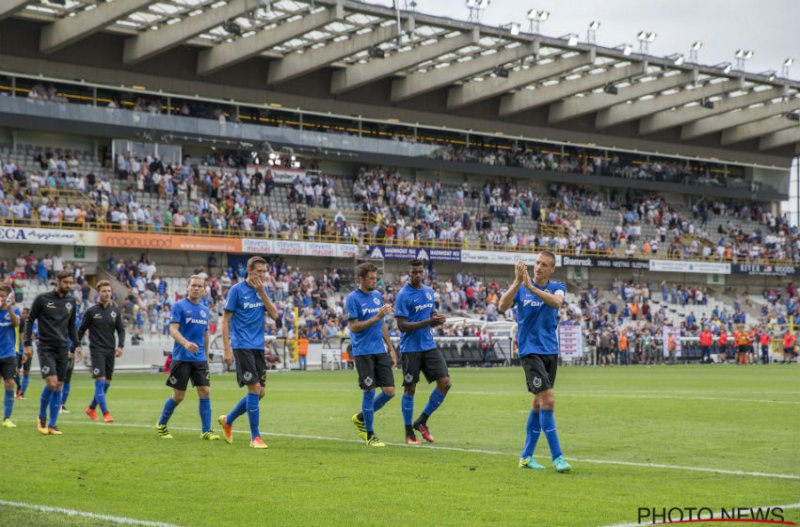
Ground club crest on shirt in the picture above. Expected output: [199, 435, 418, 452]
[111, 311, 117, 319]
[373, 297, 380, 306]
[425, 292, 433, 301]
[2, 312, 8, 320]
[66, 302, 72, 311]
[200, 311, 207, 318]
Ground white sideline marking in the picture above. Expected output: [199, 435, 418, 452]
[601, 502, 800, 527]
[105, 387, 800, 405]
[458, 391, 800, 405]
[0, 499, 182, 527]
[60, 420, 800, 481]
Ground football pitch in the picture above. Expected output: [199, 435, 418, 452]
[1, 365, 798, 527]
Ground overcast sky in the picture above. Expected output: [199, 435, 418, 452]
[371, 0, 799, 76]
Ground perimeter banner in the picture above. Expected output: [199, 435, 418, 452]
[99, 232, 242, 252]
[460, 250, 562, 267]
[368, 246, 461, 262]
[649, 260, 731, 275]
[0, 226, 98, 246]
[732, 264, 800, 276]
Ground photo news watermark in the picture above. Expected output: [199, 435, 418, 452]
[637, 506, 794, 525]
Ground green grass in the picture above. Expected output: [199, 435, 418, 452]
[1, 365, 798, 527]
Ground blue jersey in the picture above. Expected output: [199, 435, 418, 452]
[224, 281, 270, 350]
[395, 284, 436, 353]
[0, 308, 21, 359]
[514, 280, 565, 357]
[170, 299, 209, 362]
[346, 289, 385, 356]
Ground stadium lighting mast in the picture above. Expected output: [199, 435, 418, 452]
[527, 9, 549, 34]
[735, 49, 754, 71]
[586, 20, 600, 45]
[637, 31, 656, 53]
[689, 41, 702, 63]
[466, 0, 490, 22]
[782, 58, 794, 78]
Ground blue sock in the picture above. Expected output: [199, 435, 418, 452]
[521, 409, 541, 458]
[539, 409, 563, 460]
[372, 390, 393, 413]
[401, 394, 414, 426]
[422, 387, 447, 417]
[361, 389, 375, 433]
[227, 396, 248, 425]
[158, 397, 178, 426]
[90, 382, 112, 410]
[246, 392, 260, 440]
[39, 386, 53, 419]
[4, 389, 13, 419]
[14, 374, 20, 392]
[94, 380, 109, 414]
[199, 398, 212, 434]
[61, 383, 71, 407]
[22, 375, 29, 395]
[48, 390, 62, 428]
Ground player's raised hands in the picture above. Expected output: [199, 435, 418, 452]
[521, 264, 532, 283]
[514, 261, 526, 283]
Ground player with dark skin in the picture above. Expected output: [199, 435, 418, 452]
[396, 264, 448, 398]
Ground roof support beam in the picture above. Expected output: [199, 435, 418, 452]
[681, 97, 800, 140]
[596, 79, 741, 129]
[639, 86, 786, 135]
[549, 71, 695, 124]
[123, 0, 252, 65]
[759, 126, 800, 151]
[331, 28, 479, 95]
[447, 52, 593, 110]
[390, 43, 536, 103]
[268, 20, 404, 85]
[0, 0, 28, 21]
[721, 116, 800, 145]
[499, 62, 646, 117]
[199, 4, 342, 76]
[40, 0, 152, 54]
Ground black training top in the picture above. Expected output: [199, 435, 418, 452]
[78, 302, 125, 352]
[24, 290, 79, 352]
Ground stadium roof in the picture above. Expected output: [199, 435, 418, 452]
[4, 0, 800, 163]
